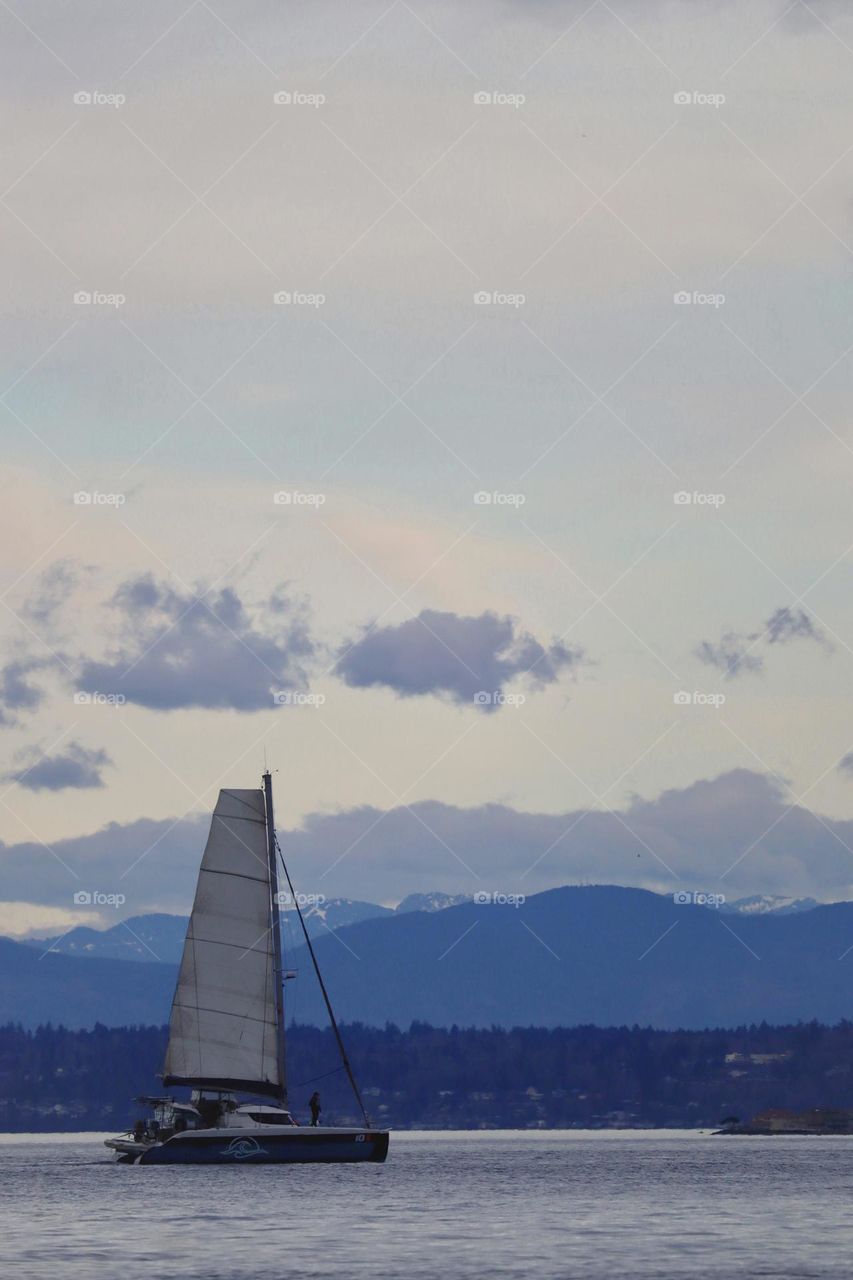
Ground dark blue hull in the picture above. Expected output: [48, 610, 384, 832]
[136, 1129, 389, 1165]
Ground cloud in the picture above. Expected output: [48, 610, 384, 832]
[21, 560, 79, 628]
[75, 575, 314, 711]
[0, 563, 86, 722]
[6, 741, 112, 791]
[4, 769, 853, 923]
[765, 607, 825, 647]
[694, 633, 764, 680]
[696, 607, 828, 678]
[0, 657, 52, 726]
[0, 812, 209, 926]
[838, 753, 853, 777]
[280, 769, 853, 905]
[335, 609, 582, 710]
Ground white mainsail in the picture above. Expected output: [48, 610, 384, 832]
[163, 787, 283, 1098]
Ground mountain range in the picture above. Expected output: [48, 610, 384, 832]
[24, 892, 471, 963]
[23, 890, 815, 964]
[5, 884, 853, 1031]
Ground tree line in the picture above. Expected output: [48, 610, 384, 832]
[1, 1019, 852, 1131]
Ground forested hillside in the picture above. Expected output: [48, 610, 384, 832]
[2, 1020, 853, 1132]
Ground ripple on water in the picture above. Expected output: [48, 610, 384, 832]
[2, 1131, 853, 1279]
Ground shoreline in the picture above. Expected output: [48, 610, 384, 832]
[6, 1126, 853, 1140]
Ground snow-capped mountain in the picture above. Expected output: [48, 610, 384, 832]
[24, 914, 189, 964]
[396, 892, 472, 913]
[281, 897, 393, 937]
[24, 892, 474, 961]
[721, 895, 820, 917]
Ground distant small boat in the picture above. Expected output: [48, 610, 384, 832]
[105, 772, 389, 1165]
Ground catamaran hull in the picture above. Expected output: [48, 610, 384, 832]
[112, 1129, 389, 1165]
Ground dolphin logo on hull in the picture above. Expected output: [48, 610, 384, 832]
[223, 1136, 269, 1159]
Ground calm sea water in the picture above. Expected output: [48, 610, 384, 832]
[1, 1130, 852, 1279]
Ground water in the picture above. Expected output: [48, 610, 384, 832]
[2, 1130, 852, 1278]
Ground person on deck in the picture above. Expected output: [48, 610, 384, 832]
[309, 1092, 322, 1126]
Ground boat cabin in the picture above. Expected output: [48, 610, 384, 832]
[132, 1093, 296, 1142]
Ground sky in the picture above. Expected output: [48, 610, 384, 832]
[3, 0, 853, 936]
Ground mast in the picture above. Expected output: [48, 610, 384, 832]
[264, 770, 288, 1107]
[275, 838, 372, 1128]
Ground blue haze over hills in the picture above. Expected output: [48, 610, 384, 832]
[4, 886, 850, 1032]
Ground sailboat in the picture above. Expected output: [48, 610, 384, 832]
[105, 772, 389, 1164]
